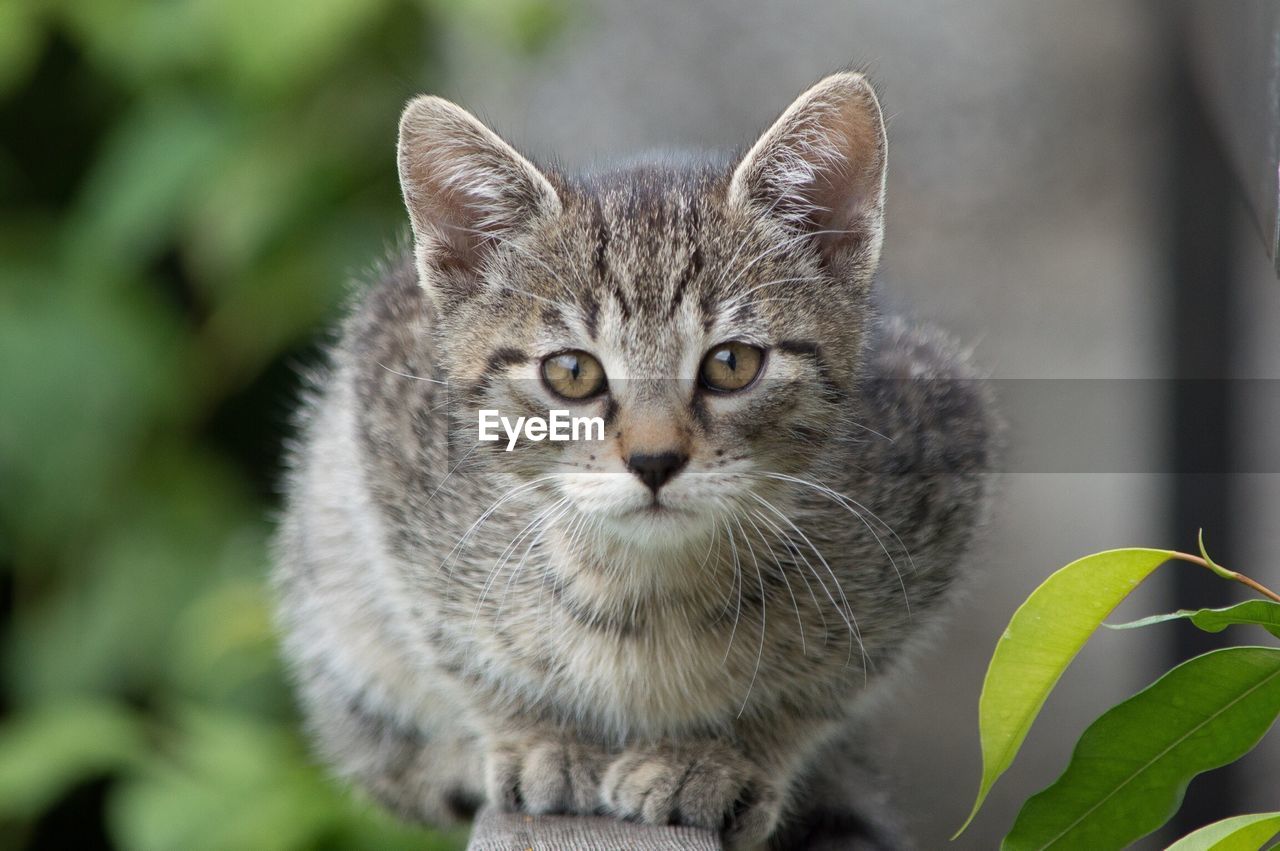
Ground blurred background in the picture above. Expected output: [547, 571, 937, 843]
[1, 1, 1276, 849]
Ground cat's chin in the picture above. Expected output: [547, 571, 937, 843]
[593, 502, 713, 549]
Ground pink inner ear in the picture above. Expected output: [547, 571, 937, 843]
[403, 141, 541, 268]
[398, 97, 559, 273]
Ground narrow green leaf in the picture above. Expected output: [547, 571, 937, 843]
[1108, 601, 1280, 639]
[1105, 601, 1280, 634]
[957, 548, 1174, 835]
[1003, 647, 1280, 850]
[1165, 812, 1280, 851]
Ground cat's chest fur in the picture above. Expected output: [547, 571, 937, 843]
[438, 538, 857, 738]
[544, 609, 749, 733]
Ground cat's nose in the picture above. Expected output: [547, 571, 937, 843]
[626, 452, 688, 493]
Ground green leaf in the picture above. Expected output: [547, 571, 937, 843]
[55, 0, 214, 86]
[108, 706, 460, 851]
[109, 708, 339, 851]
[957, 548, 1174, 835]
[1003, 647, 1280, 850]
[4, 449, 259, 703]
[1165, 812, 1280, 851]
[207, 0, 394, 95]
[0, 700, 146, 817]
[1107, 600, 1280, 639]
[0, 0, 44, 97]
[0, 278, 186, 549]
[62, 95, 229, 278]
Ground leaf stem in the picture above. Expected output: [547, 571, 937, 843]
[1170, 552, 1280, 604]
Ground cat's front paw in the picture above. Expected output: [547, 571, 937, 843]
[600, 742, 781, 849]
[484, 737, 606, 816]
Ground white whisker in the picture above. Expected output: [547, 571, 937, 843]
[729, 514, 768, 718]
[377, 362, 447, 385]
[759, 470, 915, 618]
[749, 491, 868, 679]
[742, 509, 805, 656]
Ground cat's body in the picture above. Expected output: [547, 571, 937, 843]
[274, 74, 996, 849]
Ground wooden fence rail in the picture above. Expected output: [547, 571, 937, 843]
[465, 807, 722, 850]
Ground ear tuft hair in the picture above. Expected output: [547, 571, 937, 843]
[729, 73, 887, 270]
[397, 96, 559, 292]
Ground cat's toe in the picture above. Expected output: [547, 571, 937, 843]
[484, 738, 604, 816]
[484, 740, 526, 811]
[600, 743, 781, 846]
[719, 781, 782, 850]
[520, 740, 604, 814]
[600, 748, 683, 824]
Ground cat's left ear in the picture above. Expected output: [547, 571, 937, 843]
[729, 72, 887, 272]
[397, 96, 560, 295]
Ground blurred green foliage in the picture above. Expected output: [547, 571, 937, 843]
[0, 0, 567, 847]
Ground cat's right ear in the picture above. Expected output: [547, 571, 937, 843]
[397, 96, 560, 297]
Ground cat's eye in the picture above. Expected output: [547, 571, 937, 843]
[541, 350, 607, 400]
[699, 342, 764, 393]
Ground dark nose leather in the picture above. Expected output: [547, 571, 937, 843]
[625, 452, 689, 493]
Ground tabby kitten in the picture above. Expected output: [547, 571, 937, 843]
[274, 72, 995, 849]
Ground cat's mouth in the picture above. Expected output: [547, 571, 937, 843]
[614, 494, 705, 523]
[586, 496, 712, 547]
[628, 501, 687, 517]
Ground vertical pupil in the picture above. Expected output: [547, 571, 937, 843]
[568, 357, 580, 381]
[723, 349, 737, 372]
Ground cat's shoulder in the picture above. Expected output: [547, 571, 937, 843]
[868, 314, 979, 382]
[343, 248, 428, 353]
[862, 314, 1001, 476]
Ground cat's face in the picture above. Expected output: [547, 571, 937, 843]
[398, 73, 886, 550]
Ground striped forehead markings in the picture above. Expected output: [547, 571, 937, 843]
[667, 203, 704, 318]
[591, 199, 632, 322]
[667, 244, 703, 319]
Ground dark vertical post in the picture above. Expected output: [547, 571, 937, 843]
[1165, 47, 1241, 835]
